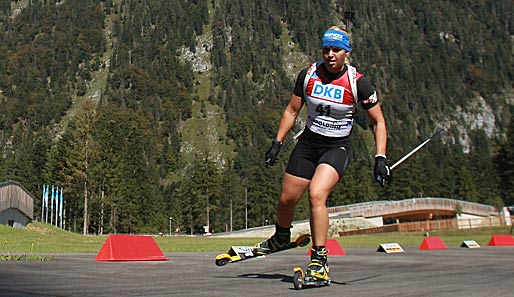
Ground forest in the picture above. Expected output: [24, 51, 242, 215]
[0, 0, 513, 235]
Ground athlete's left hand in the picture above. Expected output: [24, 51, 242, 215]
[374, 156, 392, 187]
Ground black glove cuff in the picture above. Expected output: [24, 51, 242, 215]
[272, 138, 283, 146]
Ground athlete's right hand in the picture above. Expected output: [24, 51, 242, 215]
[265, 138, 282, 166]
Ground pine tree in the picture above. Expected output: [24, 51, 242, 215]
[497, 117, 514, 206]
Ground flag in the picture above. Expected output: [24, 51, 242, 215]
[51, 185, 55, 210]
[45, 185, 49, 208]
[59, 187, 63, 218]
[44, 184, 49, 223]
[55, 186, 60, 226]
[42, 184, 47, 208]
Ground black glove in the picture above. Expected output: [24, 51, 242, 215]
[265, 139, 282, 166]
[374, 155, 392, 187]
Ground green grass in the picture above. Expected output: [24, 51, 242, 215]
[0, 222, 511, 256]
[0, 223, 105, 253]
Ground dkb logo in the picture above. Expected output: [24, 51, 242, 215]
[311, 81, 345, 103]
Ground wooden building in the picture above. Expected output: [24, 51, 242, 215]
[0, 180, 34, 228]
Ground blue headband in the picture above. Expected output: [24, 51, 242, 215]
[322, 29, 351, 52]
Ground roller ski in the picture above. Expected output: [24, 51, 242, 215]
[215, 234, 310, 266]
[293, 247, 331, 290]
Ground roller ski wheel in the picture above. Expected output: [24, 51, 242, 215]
[292, 267, 331, 290]
[215, 254, 231, 267]
[295, 234, 311, 247]
[293, 267, 305, 290]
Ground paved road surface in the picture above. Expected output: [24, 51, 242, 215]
[1, 246, 513, 296]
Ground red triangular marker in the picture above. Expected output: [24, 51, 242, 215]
[95, 235, 168, 261]
[419, 236, 447, 250]
[307, 239, 346, 256]
[488, 234, 514, 246]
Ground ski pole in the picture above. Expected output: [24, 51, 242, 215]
[390, 129, 444, 171]
[281, 128, 305, 151]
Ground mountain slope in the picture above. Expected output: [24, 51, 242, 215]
[0, 0, 513, 234]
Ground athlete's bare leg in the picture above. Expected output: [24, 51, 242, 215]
[308, 164, 340, 246]
[276, 173, 310, 229]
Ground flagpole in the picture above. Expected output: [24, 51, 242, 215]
[50, 185, 54, 225]
[41, 185, 45, 223]
[60, 188, 64, 229]
[55, 186, 58, 227]
[55, 186, 59, 227]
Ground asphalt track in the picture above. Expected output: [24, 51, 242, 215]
[1, 246, 513, 297]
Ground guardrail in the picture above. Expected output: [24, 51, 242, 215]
[329, 197, 499, 218]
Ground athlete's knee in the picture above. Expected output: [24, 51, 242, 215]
[279, 194, 300, 208]
[278, 199, 295, 210]
[308, 190, 328, 208]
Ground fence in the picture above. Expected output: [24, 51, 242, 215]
[329, 197, 499, 219]
[338, 216, 509, 236]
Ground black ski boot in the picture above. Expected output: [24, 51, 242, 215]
[254, 224, 291, 255]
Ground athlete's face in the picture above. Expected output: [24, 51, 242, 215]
[322, 46, 347, 73]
